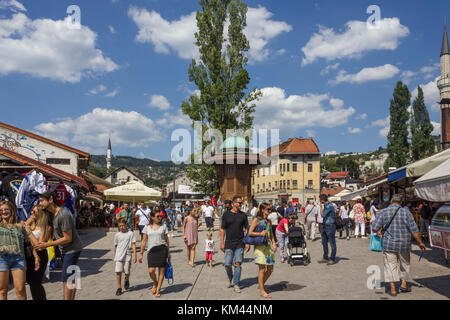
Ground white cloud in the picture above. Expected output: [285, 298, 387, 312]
[149, 94, 171, 110]
[325, 151, 337, 156]
[276, 48, 286, 56]
[356, 113, 368, 120]
[108, 25, 116, 34]
[370, 116, 390, 138]
[0, 11, 118, 82]
[379, 126, 390, 138]
[332, 64, 400, 85]
[34, 108, 163, 152]
[431, 121, 440, 136]
[329, 98, 344, 108]
[347, 127, 361, 134]
[253, 87, 355, 136]
[0, 0, 26, 12]
[306, 130, 315, 137]
[402, 62, 439, 84]
[86, 84, 107, 95]
[320, 62, 340, 75]
[128, 6, 292, 63]
[156, 109, 191, 128]
[104, 89, 118, 98]
[411, 77, 440, 112]
[301, 18, 409, 66]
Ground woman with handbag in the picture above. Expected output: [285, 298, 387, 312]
[24, 205, 53, 300]
[248, 203, 276, 299]
[275, 214, 296, 263]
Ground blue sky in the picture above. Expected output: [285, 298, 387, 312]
[0, 0, 448, 161]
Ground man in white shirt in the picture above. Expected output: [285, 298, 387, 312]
[135, 202, 151, 240]
[305, 201, 318, 240]
[316, 202, 324, 236]
[204, 203, 216, 231]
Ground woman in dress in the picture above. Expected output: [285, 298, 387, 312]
[24, 205, 53, 300]
[353, 198, 367, 238]
[182, 208, 202, 267]
[248, 202, 277, 298]
[139, 210, 170, 298]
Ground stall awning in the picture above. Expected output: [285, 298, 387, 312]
[367, 178, 388, 189]
[340, 188, 368, 201]
[388, 148, 450, 183]
[104, 181, 162, 202]
[0, 146, 90, 190]
[414, 158, 450, 202]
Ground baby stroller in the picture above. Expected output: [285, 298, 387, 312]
[286, 224, 311, 266]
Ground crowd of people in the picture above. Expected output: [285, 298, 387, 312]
[0, 189, 434, 300]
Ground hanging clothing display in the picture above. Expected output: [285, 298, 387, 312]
[0, 171, 23, 202]
[49, 182, 77, 220]
[15, 171, 47, 222]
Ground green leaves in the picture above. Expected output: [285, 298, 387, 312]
[181, 0, 261, 195]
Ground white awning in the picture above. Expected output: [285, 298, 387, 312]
[104, 181, 161, 202]
[414, 158, 450, 202]
[340, 188, 368, 201]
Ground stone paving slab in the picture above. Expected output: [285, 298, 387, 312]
[7, 223, 450, 300]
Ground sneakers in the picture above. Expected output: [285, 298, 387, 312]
[124, 280, 130, 290]
[347, 236, 350, 240]
[233, 285, 241, 293]
[226, 279, 232, 288]
[115, 288, 122, 296]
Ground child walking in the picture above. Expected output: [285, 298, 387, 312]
[114, 219, 137, 296]
[203, 232, 215, 269]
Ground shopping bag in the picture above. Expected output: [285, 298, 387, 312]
[165, 258, 174, 285]
[369, 234, 382, 252]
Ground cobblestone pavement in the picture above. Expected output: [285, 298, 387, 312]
[8, 222, 450, 300]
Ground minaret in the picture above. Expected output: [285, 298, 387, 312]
[438, 19, 450, 150]
[107, 137, 112, 169]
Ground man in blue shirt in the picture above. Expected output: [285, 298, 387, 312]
[372, 194, 426, 296]
[317, 194, 337, 265]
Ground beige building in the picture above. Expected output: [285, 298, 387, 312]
[252, 137, 321, 205]
[104, 166, 145, 185]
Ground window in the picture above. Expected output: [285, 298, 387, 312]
[257, 184, 260, 192]
[257, 169, 260, 177]
[269, 182, 271, 190]
[308, 163, 313, 172]
[293, 180, 298, 189]
[287, 180, 290, 189]
[252, 175, 254, 184]
[283, 164, 285, 172]
[280, 180, 282, 188]
[46, 158, 70, 165]
[287, 163, 290, 172]
[112, 173, 117, 179]
[283, 180, 286, 188]
[280, 164, 282, 173]
[275, 181, 278, 188]
[263, 183, 265, 191]
[293, 163, 297, 172]
[308, 180, 313, 188]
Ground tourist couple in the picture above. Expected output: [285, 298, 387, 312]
[220, 196, 277, 299]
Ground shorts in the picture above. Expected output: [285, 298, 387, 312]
[205, 217, 214, 228]
[61, 251, 82, 283]
[115, 260, 131, 274]
[224, 247, 244, 267]
[138, 225, 145, 235]
[206, 251, 213, 261]
[0, 253, 26, 272]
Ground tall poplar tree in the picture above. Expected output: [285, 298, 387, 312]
[181, 0, 261, 195]
[410, 86, 435, 161]
[384, 81, 411, 172]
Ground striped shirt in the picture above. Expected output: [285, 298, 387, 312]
[372, 204, 419, 252]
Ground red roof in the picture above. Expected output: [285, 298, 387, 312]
[321, 186, 345, 196]
[327, 172, 350, 179]
[0, 146, 90, 190]
[263, 138, 320, 157]
[0, 122, 90, 159]
[366, 173, 387, 183]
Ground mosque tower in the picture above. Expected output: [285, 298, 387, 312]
[107, 137, 112, 169]
[438, 19, 450, 150]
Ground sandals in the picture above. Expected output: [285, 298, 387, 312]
[260, 292, 272, 299]
[151, 284, 157, 295]
[155, 292, 161, 298]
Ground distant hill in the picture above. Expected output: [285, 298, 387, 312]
[90, 155, 180, 168]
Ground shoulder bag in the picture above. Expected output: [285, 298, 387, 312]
[243, 221, 267, 245]
[370, 207, 401, 252]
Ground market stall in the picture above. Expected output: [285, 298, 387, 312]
[103, 181, 162, 204]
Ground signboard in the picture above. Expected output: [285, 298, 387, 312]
[429, 228, 450, 250]
[178, 185, 202, 195]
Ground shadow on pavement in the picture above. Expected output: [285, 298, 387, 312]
[163, 283, 192, 294]
[413, 274, 450, 299]
[411, 247, 449, 266]
[127, 283, 152, 292]
[77, 228, 109, 247]
[266, 281, 307, 292]
[80, 249, 110, 259]
[239, 277, 259, 289]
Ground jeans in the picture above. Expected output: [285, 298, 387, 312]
[224, 247, 244, 286]
[0, 253, 26, 271]
[355, 222, 365, 236]
[275, 229, 288, 261]
[339, 218, 349, 238]
[306, 220, 316, 239]
[321, 224, 337, 261]
[26, 249, 48, 300]
[61, 251, 81, 283]
[419, 218, 430, 238]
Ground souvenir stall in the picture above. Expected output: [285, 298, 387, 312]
[414, 158, 450, 263]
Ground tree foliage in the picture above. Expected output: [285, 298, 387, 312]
[410, 86, 435, 161]
[384, 81, 411, 172]
[181, 0, 261, 195]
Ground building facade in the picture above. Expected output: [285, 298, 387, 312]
[438, 22, 450, 150]
[0, 122, 89, 176]
[252, 138, 321, 205]
[104, 167, 145, 185]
